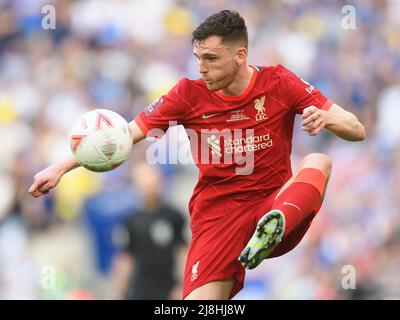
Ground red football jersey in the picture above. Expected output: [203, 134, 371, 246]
[135, 65, 333, 226]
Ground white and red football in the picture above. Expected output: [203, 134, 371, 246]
[69, 109, 132, 172]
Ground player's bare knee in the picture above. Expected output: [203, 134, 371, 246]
[302, 153, 332, 177]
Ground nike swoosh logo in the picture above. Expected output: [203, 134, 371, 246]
[283, 202, 301, 212]
[202, 113, 220, 119]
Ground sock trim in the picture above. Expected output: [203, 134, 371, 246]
[294, 168, 327, 197]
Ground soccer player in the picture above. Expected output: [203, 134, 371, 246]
[29, 10, 366, 300]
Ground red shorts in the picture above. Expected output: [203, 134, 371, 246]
[182, 188, 319, 299]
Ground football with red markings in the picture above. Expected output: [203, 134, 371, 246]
[69, 109, 132, 172]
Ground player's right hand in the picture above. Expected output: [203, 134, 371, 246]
[301, 105, 328, 136]
[28, 164, 64, 198]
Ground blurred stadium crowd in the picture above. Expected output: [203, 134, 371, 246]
[1, 0, 400, 299]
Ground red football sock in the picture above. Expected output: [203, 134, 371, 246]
[273, 168, 327, 237]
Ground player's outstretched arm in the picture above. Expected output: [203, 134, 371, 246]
[128, 119, 146, 144]
[29, 120, 146, 198]
[301, 104, 366, 141]
[28, 157, 81, 198]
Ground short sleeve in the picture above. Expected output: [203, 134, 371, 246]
[135, 78, 190, 136]
[113, 218, 136, 255]
[279, 65, 333, 114]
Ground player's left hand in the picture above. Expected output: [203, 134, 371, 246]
[301, 106, 328, 136]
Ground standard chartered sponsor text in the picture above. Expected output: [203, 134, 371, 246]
[145, 122, 272, 174]
[224, 133, 273, 154]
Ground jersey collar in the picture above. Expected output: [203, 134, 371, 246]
[215, 65, 258, 102]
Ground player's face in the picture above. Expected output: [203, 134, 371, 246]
[193, 36, 241, 92]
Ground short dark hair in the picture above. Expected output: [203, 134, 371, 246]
[192, 10, 248, 49]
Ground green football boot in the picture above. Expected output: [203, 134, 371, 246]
[239, 210, 286, 269]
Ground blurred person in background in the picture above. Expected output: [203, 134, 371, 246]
[29, 9, 366, 300]
[110, 162, 188, 300]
